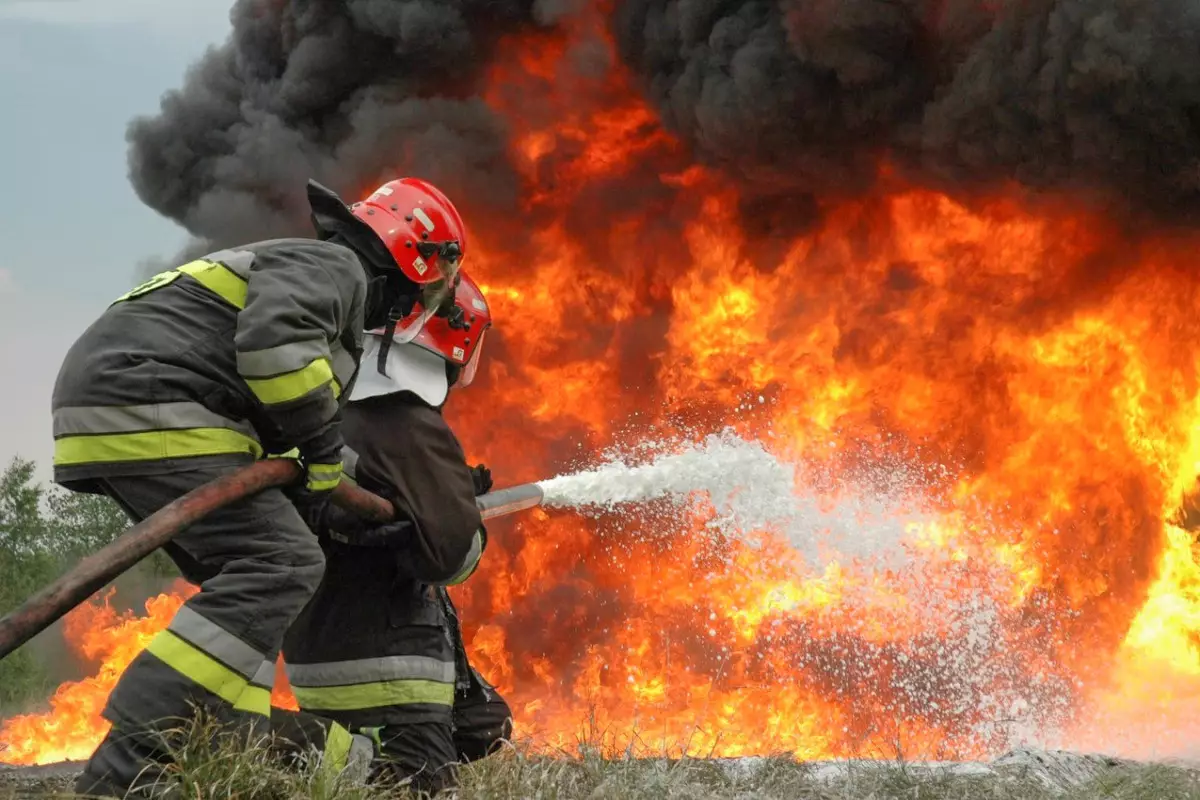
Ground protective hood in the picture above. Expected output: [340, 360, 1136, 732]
[350, 333, 449, 407]
[306, 180, 394, 274]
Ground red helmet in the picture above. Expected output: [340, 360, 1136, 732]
[352, 178, 467, 342]
[378, 271, 492, 389]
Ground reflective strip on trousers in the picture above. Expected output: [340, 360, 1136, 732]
[144, 630, 270, 717]
[288, 655, 456, 711]
[250, 660, 276, 689]
[52, 402, 263, 467]
[287, 655, 456, 687]
[292, 680, 455, 711]
[168, 607, 266, 681]
[243, 357, 337, 406]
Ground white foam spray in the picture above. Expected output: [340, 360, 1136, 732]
[537, 428, 933, 564]
[539, 431, 797, 533]
[532, 427, 1071, 755]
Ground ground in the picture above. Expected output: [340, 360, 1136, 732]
[4, 747, 1200, 799]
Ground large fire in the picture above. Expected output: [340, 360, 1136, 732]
[6, 5, 1200, 768]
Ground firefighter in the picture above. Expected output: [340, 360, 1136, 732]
[278, 270, 511, 794]
[53, 177, 468, 796]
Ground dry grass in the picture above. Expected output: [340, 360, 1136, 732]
[3, 717, 1199, 799]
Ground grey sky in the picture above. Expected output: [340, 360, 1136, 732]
[0, 1, 233, 476]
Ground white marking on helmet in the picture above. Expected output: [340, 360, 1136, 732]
[412, 256, 428, 276]
[453, 346, 465, 360]
[375, 186, 394, 196]
[413, 207, 435, 232]
[472, 298, 487, 311]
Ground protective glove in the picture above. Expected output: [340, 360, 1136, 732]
[338, 518, 414, 548]
[298, 426, 345, 495]
[470, 463, 493, 496]
[322, 491, 413, 548]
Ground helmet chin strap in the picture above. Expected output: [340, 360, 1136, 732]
[375, 292, 418, 377]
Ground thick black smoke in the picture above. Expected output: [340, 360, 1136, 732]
[614, 0, 1200, 220]
[128, 0, 540, 251]
[131, 0, 1200, 254]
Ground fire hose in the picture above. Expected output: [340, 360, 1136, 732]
[0, 460, 546, 661]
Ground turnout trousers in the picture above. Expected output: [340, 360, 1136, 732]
[370, 664, 514, 793]
[75, 465, 326, 796]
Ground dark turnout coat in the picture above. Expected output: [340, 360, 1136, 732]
[52, 239, 366, 490]
[282, 391, 486, 728]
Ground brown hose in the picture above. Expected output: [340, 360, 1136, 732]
[0, 463, 551, 661]
[0, 460, 392, 660]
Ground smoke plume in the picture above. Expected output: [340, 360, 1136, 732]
[613, 0, 1200, 219]
[128, 0, 536, 250]
[129, 0, 1200, 249]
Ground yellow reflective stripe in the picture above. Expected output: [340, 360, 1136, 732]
[306, 462, 343, 492]
[177, 260, 248, 309]
[54, 428, 263, 466]
[232, 685, 271, 716]
[112, 260, 248, 309]
[292, 679, 454, 711]
[307, 464, 342, 480]
[244, 357, 334, 406]
[144, 631, 266, 717]
[113, 270, 181, 303]
[321, 723, 353, 778]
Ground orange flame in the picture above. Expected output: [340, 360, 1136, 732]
[7, 4, 1200, 768]
[0, 582, 298, 765]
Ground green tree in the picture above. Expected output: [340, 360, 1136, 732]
[43, 485, 128, 559]
[0, 458, 58, 709]
[0, 457, 177, 713]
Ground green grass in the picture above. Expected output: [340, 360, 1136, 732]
[3, 717, 1200, 799]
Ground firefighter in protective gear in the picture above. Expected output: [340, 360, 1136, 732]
[54, 177, 467, 796]
[278, 271, 510, 794]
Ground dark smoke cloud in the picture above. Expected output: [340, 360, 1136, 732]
[128, 0, 537, 252]
[613, 0, 1200, 220]
[131, 0, 1200, 256]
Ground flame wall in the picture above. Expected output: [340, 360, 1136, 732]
[7, 0, 1200, 768]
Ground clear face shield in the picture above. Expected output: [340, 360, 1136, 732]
[458, 328, 487, 388]
[388, 241, 463, 344]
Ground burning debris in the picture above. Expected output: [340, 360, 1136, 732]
[7, 0, 1200, 775]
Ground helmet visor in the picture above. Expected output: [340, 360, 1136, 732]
[459, 329, 487, 388]
[389, 271, 459, 344]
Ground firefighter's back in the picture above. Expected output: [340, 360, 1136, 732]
[51, 239, 361, 491]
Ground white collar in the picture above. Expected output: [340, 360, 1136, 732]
[350, 334, 449, 406]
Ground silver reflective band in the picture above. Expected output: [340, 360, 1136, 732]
[53, 402, 257, 438]
[286, 655, 456, 687]
[168, 606, 266, 681]
[341, 447, 360, 482]
[331, 345, 358, 387]
[237, 339, 331, 378]
[250, 660, 277, 689]
[204, 249, 254, 279]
